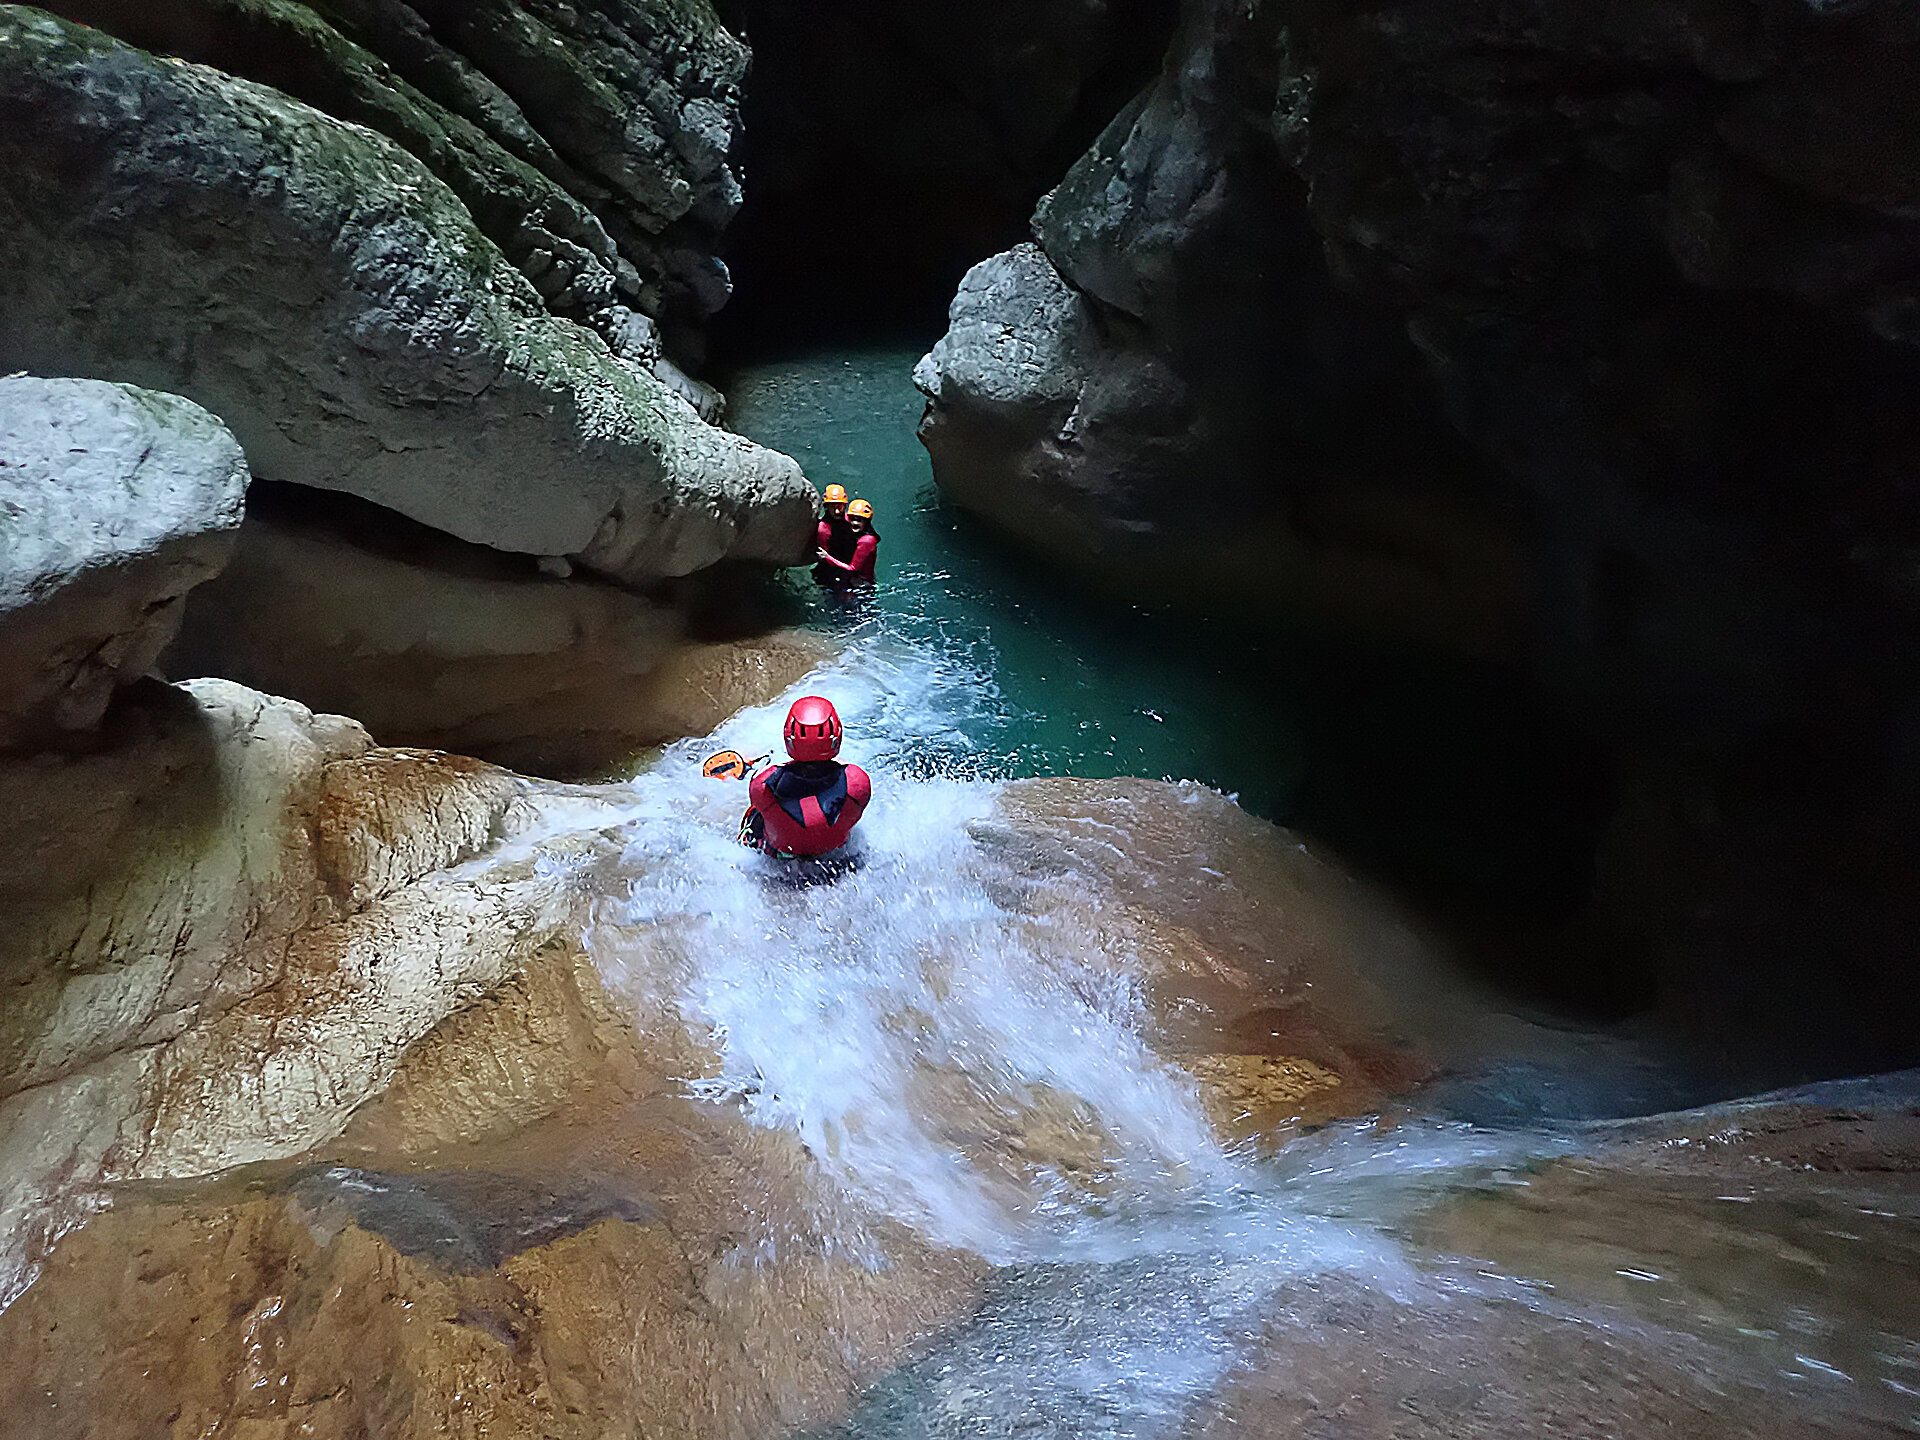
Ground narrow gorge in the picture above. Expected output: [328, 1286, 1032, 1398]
[2, 1, 1918, 1436]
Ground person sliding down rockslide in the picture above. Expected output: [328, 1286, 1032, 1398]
[742, 696, 872, 857]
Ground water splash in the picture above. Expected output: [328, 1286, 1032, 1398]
[582, 622, 1546, 1282]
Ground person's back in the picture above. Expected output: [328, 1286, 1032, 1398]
[747, 696, 871, 857]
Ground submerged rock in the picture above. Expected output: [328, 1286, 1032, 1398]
[0, 7, 813, 582]
[0, 376, 247, 750]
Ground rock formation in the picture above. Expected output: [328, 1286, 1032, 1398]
[0, 7, 812, 584]
[162, 484, 830, 776]
[0, 376, 248, 750]
[0, 760, 1446, 1435]
[0, 682, 981, 1434]
[0, 677, 605, 1308]
[0, 5, 832, 772]
[1205, 1083, 1920, 1440]
[36, 0, 752, 361]
[919, 0, 1920, 1061]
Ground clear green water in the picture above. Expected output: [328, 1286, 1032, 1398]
[724, 346, 1309, 812]
[721, 346, 1606, 927]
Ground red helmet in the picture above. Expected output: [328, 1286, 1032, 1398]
[783, 695, 843, 761]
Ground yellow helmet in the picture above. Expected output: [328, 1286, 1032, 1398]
[847, 499, 874, 520]
[823, 484, 848, 506]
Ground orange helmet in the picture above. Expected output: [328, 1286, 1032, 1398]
[847, 499, 874, 520]
[822, 484, 848, 507]
[783, 696, 843, 760]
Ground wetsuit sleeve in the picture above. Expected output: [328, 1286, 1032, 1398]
[815, 520, 834, 552]
[851, 534, 878, 580]
[748, 768, 772, 816]
[844, 765, 872, 825]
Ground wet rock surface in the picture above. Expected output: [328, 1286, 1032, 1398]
[1370, 1080, 1920, 1437]
[0, 677, 607, 1308]
[0, 6, 814, 584]
[6, 748, 1917, 1438]
[0, 377, 247, 749]
[0, 931, 982, 1440]
[989, 778, 1444, 1137]
[285, 1164, 660, 1271]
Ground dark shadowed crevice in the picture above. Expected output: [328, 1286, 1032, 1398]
[708, 0, 1181, 354]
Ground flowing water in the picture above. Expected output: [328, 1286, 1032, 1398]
[556, 346, 1920, 1439]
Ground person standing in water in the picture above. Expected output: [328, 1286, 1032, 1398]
[813, 484, 855, 586]
[814, 498, 878, 585]
[743, 696, 871, 857]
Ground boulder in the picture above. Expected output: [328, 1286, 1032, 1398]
[163, 492, 831, 777]
[915, 244, 1529, 653]
[914, 1, 1523, 651]
[0, 7, 814, 583]
[40, 0, 753, 347]
[0, 376, 247, 750]
[0, 677, 609, 1308]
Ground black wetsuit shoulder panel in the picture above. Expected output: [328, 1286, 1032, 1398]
[767, 761, 852, 826]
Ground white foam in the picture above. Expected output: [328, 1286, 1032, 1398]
[583, 625, 1546, 1282]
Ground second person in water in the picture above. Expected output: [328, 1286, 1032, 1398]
[815, 486, 878, 587]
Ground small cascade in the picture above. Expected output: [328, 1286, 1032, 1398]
[539, 338, 1920, 1437]
[573, 624, 1568, 1436]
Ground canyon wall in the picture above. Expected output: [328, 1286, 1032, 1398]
[0, 4, 820, 771]
[918, 0, 1920, 1061]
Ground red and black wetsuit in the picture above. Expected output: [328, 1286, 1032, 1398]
[814, 515, 856, 586]
[816, 523, 878, 586]
[748, 760, 872, 857]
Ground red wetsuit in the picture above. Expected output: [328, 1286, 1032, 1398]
[748, 760, 872, 857]
[814, 516, 858, 586]
[816, 532, 877, 583]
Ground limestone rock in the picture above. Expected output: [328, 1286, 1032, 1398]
[916, 243, 1528, 652]
[0, 939, 983, 1438]
[164, 496, 831, 777]
[923, 0, 1920, 1057]
[913, 242, 1210, 582]
[0, 376, 247, 749]
[983, 778, 1447, 1142]
[0, 677, 620, 1308]
[42, 0, 752, 345]
[0, 8, 814, 581]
